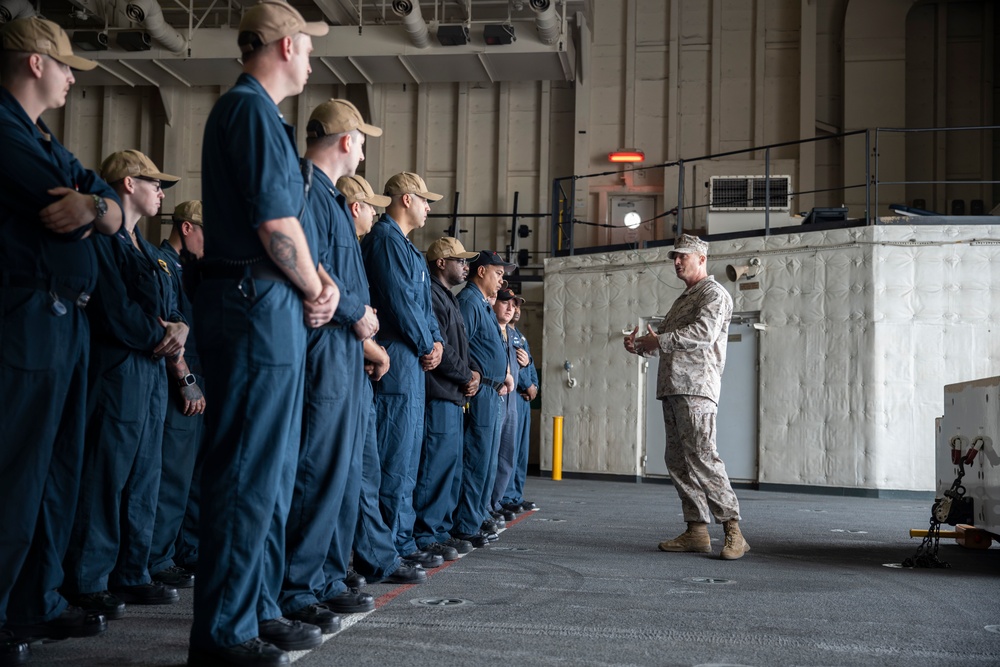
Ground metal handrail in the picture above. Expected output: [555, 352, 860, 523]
[551, 125, 999, 255]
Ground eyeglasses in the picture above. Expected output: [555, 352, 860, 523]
[137, 176, 162, 193]
[446, 258, 468, 265]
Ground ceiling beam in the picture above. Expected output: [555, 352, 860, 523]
[311, 0, 359, 26]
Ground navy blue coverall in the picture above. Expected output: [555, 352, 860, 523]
[64, 225, 181, 594]
[490, 325, 520, 511]
[0, 87, 120, 628]
[361, 214, 442, 556]
[148, 240, 204, 577]
[504, 329, 538, 506]
[280, 164, 368, 614]
[347, 379, 404, 581]
[191, 73, 309, 651]
[453, 283, 507, 537]
[414, 275, 479, 548]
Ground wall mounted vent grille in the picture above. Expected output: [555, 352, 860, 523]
[710, 176, 791, 211]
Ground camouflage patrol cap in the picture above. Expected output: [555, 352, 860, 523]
[668, 234, 708, 258]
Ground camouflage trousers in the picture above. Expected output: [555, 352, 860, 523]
[662, 395, 741, 524]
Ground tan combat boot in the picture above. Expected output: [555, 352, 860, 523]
[720, 519, 749, 560]
[657, 522, 712, 553]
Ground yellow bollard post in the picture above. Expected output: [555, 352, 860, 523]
[552, 416, 563, 481]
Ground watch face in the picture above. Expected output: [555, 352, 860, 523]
[93, 195, 107, 218]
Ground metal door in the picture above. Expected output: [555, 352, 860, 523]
[643, 312, 759, 482]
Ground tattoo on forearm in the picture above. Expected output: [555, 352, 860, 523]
[270, 231, 304, 285]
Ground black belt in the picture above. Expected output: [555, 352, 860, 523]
[484, 378, 504, 393]
[2, 273, 90, 310]
[197, 262, 290, 284]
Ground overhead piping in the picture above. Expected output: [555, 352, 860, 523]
[108, 0, 186, 54]
[63, 0, 186, 54]
[529, 0, 559, 45]
[0, 0, 36, 23]
[391, 0, 429, 49]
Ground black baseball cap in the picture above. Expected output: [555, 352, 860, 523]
[496, 287, 525, 304]
[469, 250, 515, 272]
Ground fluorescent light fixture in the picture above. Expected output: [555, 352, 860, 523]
[609, 149, 644, 163]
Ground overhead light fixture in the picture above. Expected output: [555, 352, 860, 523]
[72, 30, 109, 51]
[623, 211, 642, 230]
[484, 24, 515, 45]
[437, 25, 469, 46]
[608, 149, 644, 163]
[117, 30, 152, 52]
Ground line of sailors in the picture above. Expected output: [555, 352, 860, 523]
[0, 5, 539, 667]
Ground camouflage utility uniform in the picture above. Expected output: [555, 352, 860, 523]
[653, 274, 740, 524]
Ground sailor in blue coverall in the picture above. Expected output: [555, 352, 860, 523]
[489, 288, 522, 514]
[414, 238, 483, 555]
[148, 200, 207, 590]
[453, 251, 513, 543]
[340, 175, 428, 587]
[188, 5, 335, 665]
[63, 150, 189, 617]
[361, 172, 446, 567]
[278, 100, 381, 627]
[504, 299, 540, 511]
[0, 17, 122, 660]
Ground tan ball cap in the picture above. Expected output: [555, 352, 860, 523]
[100, 150, 180, 189]
[426, 237, 479, 262]
[239, 0, 329, 51]
[308, 99, 383, 138]
[337, 175, 391, 208]
[173, 200, 203, 226]
[1, 17, 96, 71]
[384, 172, 442, 202]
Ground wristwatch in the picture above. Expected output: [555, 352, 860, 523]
[177, 373, 197, 388]
[92, 194, 108, 222]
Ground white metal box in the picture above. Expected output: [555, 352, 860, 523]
[937, 377, 1000, 536]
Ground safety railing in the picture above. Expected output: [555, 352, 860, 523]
[550, 125, 1000, 256]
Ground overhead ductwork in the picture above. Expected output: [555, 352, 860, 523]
[0, 0, 36, 23]
[64, 0, 186, 53]
[391, 0, 430, 49]
[529, 0, 559, 45]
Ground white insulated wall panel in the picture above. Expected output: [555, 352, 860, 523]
[542, 225, 1000, 492]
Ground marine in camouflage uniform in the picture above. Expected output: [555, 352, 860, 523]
[625, 234, 749, 560]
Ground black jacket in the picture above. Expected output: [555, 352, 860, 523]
[426, 275, 480, 405]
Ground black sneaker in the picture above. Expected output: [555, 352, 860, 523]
[71, 591, 126, 620]
[501, 502, 524, 514]
[188, 638, 289, 666]
[481, 518, 502, 534]
[152, 565, 195, 589]
[0, 631, 29, 666]
[323, 588, 374, 614]
[382, 561, 427, 584]
[440, 536, 474, 554]
[400, 550, 444, 569]
[285, 603, 341, 634]
[257, 617, 322, 651]
[488, 513, 506, 529]
[519, 500, 538, 511]
[110, 582, 179, 605]
[422, 542, 459, 561]
[497, 508, 516, 522]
